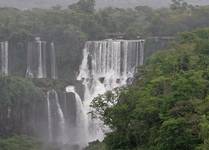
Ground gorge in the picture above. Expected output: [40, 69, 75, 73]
[0, 1, 209, 149]
[0, 37, 145, 149]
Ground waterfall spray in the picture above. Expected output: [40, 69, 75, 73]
[77, 39, 145, 142]
[50, 42, 57, 79]
[47, 91, 53, 142]
[47, 89, 67, 144]
[66, 85, 88, 147]
[26, 37, 47, 78]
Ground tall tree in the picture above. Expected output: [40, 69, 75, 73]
[68, 0, 95, 13]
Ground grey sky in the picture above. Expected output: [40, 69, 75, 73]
[0, 0, 208, 9]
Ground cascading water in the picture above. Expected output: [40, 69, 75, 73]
[54, 90, 66, 144]
[77, 39, 145, 142]
[50, 42, 57, 79]
[26, 37, 47, 78]
[0, 36, 144, 148]
[47, 89, 67, 144]
[47, 91, 53, 142]
[25, 38, 65, 145]
[0, 41, 9, 75]
[66, 86, 88, 148]
[38, 38, 47, 78]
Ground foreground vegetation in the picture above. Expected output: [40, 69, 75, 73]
[90, 28, 209, 150]
[0, 136, 69, 150]
[0, 136, 42, 150]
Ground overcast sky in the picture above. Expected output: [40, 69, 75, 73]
[0, 0, 208, 9]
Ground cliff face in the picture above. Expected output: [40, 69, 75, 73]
[0, 76, 80, 144]
[0, 77, 46, 138]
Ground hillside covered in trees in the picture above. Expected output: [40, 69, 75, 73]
[0, 0, 209, 150]
[89, 28, 209, 150]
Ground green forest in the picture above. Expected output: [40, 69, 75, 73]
[0, 0, 209, 149]
[89, 28, 209, 150]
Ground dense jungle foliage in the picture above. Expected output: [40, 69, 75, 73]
[90, 28, 209, 150]
[0, 0, 209, 40]
[0, 0, 209, 80]
[0, 0, 209, 149]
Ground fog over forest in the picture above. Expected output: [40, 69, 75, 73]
[0, 0, 208, 9]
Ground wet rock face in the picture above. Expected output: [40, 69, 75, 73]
[0, 41, 8, 76]
[0, 38, 58, 80]
[8, 41, 27, 76]
[64, 92, 77, 126]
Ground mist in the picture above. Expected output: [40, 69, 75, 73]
[0, 0, 208, 9]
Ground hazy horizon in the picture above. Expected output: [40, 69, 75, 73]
[0, 0, 208, 9]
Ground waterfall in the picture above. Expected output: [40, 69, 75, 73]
[50, 42, 57, 79]
[54, 90, 66, 144]
[26, 38, 57, 79]
[26, 42, 34, 78]
[47, 89, 67, 144]
[37, 37, 47, 78]
[47, 91, 53, 142]
[0, 41, 9, 75]
[37, 38, 43, 78]
[139, 40, 145, 66]
[66, 85, 88, 147]
[26, 37, 47, 78]
[77, 39, 145, 142]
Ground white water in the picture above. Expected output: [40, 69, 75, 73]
[77, 39, 145, 142]
[0, 41, 8, 75]
[53, 90, 67, 144]
[37, 37, 47, 78]
[50, 42, 57, 79]
[66, 85, 88, 147]
[37, 38, 43, 78]
[47, 91, 53, 142]
[26, 37, 47, 78]
[47, 89, 67, 144]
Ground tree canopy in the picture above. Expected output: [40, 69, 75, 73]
[90, 28, 209, 150]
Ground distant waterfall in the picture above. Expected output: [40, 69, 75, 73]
[25, 41, 34, 78]
[54, 90, 66, 144]
[26, 37, 47, 78]
[47, 91, 53, 142]
[139, 40, 145, 66]
[50, 42, 57, 79]
[47, 89, 67, 144]
[66, 85, 88, 147]
[77, 39, 145, 142]
[0, 41, 8, 75]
